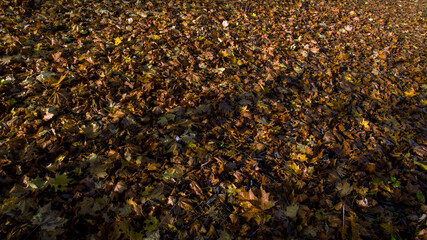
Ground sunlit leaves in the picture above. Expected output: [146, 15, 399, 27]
[151, 35, 161, 41]
[296, 153, 308, 162]
[404, 89, 418, 97]
[114, 37, 122, 45]
[0, 0, 425, 239]
[260, 187, 276, 211]
[360, 119, 370, 129]
[227, 184, 237, 197]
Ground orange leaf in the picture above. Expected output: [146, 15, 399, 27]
[260, 187, 276, 210]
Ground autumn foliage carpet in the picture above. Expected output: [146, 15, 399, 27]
[0, 0, 426, 239]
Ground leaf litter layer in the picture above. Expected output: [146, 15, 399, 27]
[0, 0, 426, 239]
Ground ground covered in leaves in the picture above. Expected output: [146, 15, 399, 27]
[0, 0, 426, 239]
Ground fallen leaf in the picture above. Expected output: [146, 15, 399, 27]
[284, 204, 299, 218]
[336, 181, 353, 197]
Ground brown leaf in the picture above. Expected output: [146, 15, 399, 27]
[260, 186, 276, 210]
[238, 188, 258, 201]
[190, 181, 203, 196]
[414, 145, 427, 157]
[336, 181, 353, 197]
[114, 181, 127, 193]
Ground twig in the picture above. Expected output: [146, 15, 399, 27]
[342, 204, 345, 239]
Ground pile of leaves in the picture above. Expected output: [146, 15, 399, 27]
[1, 0, 426, 239]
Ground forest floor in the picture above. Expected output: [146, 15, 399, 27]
[0, 0, 426, 239]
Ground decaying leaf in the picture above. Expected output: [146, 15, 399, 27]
[336, 181, 353, 197]
[260, 187, 276, 210]
[1, 0, 425, 239]
[32, 203, 68, 231]
[284, 204, 299, 219]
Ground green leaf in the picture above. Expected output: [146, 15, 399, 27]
[416, 191, 425, 204]
[48, 174, 72, 192]
[164, 113, 175, 121]
[130, 229, 144, 240]
[168, 224, 177, 232]
[372, 178, 383, 183]
[143, 217, 159, 232]
[391, 181, 400, 188]
[157, 116, 168, 126]
[227, 184, 237, 197]
[141, 186, 154, 197]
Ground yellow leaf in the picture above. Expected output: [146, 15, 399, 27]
[404, 89, 418, 97]
[296, 154, 308, 162]
[289, 162, 300, 174]
[227, 184, 237, 197]
[151, 35, 161, 41]
[414, 161, 427, 171]
[360, 119, 369, 129]
[114, 37, 122, 45]
[126, 198, 137, 207]
[123, 55, 132, 63]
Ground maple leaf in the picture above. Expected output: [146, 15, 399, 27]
[114, 37, 122, 45]
[48, 174, 71, 192]
[1, 0, 425, 238]
[130, 230, 144, 240]
[238, 188, 258, 201]
[260, 187, 276, 210]
[289, 162, 301, 175]
[144, 217, 159, 232]
[0, 197, 19, 215]
[157, 116, 168, 126]
[141, 186, 154, 196]
[241, 206, 263, 221]
[227, 184, 237, 197]
[296, 153, 308, 162]
[32, 203, 67, 231]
